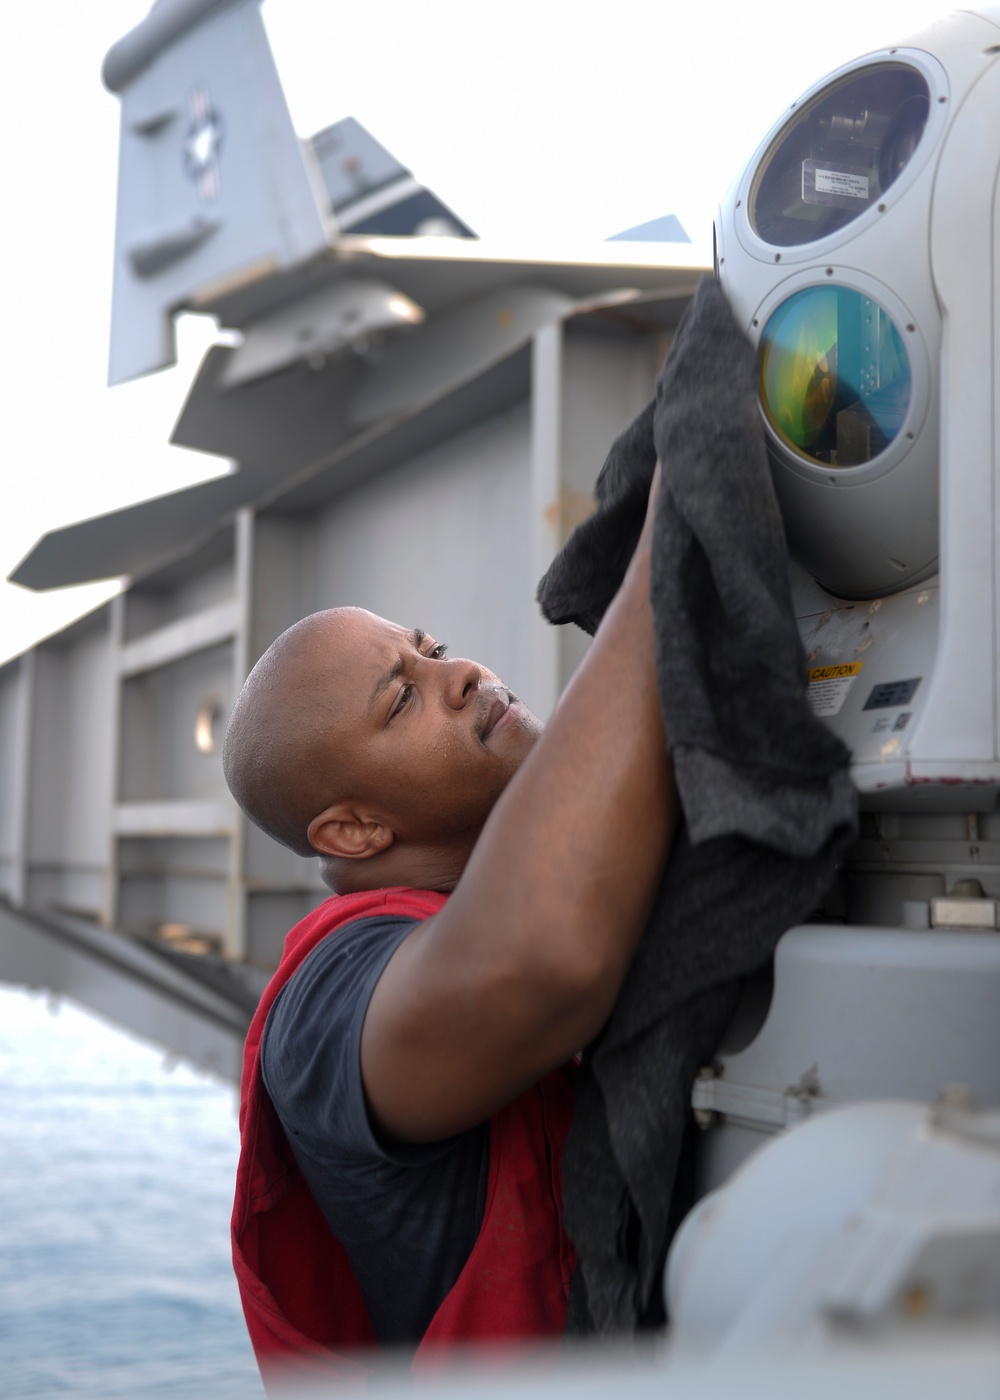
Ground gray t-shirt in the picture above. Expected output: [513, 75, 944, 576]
[260, 914, 489, 1347]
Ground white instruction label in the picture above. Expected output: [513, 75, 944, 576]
[807, 661, 864, 716]
[814, 168, 869, 201]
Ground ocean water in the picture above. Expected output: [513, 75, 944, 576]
[0, 984, 264, 1398]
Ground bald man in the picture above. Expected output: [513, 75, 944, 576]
[227, 472, 676, 1373]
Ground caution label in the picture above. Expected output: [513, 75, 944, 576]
[807, 660, 863, 716]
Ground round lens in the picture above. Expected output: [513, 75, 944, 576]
[759, 286, 912, 468]
[750, 63, 929, 249]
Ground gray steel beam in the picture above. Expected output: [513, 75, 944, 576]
[9, 653, 34, 906]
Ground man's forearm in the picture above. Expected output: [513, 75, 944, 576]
[449, 517, 674, 1035]
[362, 473, 676, 1140]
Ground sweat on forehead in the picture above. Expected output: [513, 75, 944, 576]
[222, 607, 378, 856]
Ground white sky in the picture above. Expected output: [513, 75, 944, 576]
[0, 0, 952, 665]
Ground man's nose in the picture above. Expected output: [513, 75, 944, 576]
[441, 657, 482, 709]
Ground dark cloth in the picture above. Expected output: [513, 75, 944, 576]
[261, 914, 489, 1347]
[536, 276, 858, 1335]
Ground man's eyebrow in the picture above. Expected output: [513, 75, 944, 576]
[368, 630, 426, 712]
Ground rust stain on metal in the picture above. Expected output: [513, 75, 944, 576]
[903, 761, 997, 786]
[544, 488, 597, 543]
[901, 1284, 932, 1318]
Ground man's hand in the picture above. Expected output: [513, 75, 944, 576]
[363, 464, 676, 1142]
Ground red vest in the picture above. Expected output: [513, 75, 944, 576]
[232, 887, 576, 1386]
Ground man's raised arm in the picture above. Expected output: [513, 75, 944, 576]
[363, 470, 676, 1141]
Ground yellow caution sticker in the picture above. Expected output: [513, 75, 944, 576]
[808, 661, 864, 682]
[807, 659, 863, 716]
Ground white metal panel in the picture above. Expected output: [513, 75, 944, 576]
[242, 817, 322, 889]
[119, 641, 235, 803]
[693, 922, 1000, 1196]
[235, 510, 324, 908]
[58, 625, 116, 869]
[308, 404, 538, 709]
[245, 889, 326, 969]
[118, 598, 239, 676]
[15, 618, 114, 917]
[0, 660, 29, 903]
[914, 46, 1000, 763]
[118, 869, 230, 943]
[529, 324, 564, 722]
[113, 799, 232, 835]
[555, 327, 666, 688]
[246, 514, 318, 670]
[351, 287, 571, 430]
[123, 535, 235, 642]
[25, 649, 68, 868]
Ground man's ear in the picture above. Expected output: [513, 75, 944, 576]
[307, 803, 394, 861]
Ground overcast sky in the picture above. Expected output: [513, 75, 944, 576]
[0, 0, 952, 664]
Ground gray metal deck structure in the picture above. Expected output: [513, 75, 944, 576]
[0, 0, 709, 1072]
[5, 95, 708, 1069]
[0, 243, 706, 1074]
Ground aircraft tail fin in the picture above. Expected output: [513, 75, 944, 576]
[104, 0, 330, 385]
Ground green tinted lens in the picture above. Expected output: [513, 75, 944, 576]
[759, 286, 912, 468]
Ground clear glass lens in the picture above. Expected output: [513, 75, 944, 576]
[759, 286, 912, 468]
[750, 63, 930, 248]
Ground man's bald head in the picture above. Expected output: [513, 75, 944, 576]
[223, 606, 542, 888]
[223, 610, 357, 857]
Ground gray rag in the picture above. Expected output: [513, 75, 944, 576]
[536, 277, 858, 1335]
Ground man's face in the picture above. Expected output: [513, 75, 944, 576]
[313, 609, 543, 846]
